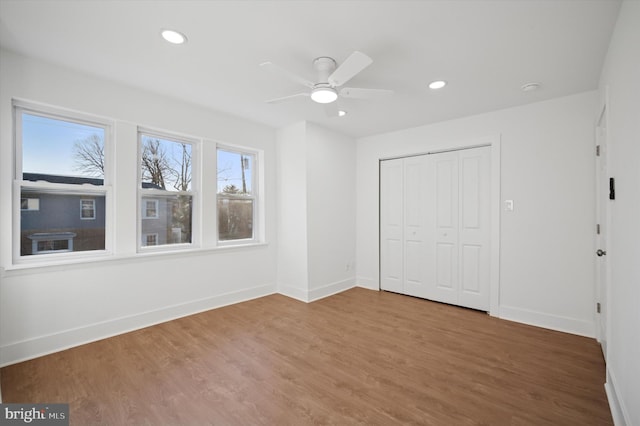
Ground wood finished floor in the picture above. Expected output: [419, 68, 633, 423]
[2, 288, 611, 425]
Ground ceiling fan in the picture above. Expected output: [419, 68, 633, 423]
[260, 51, 393, 116]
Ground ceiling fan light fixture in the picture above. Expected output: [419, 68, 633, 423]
[428, 80, 447, 90]
[161, 29, 187, 44]
[311, 87, 338, 104]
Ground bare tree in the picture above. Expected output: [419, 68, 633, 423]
[73, 134, 104, 177]
[240, 154, 247, 194]
[141, 139, 169, 189]
[169, 143, 191, 191]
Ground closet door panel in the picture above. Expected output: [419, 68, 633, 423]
[403, 155, 431, 298]
[458, 147, 491, 310]
[380, 159, 404, 292]
[431, 153, 459, 304]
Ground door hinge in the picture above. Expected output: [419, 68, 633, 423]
[596, 224, 601, 235]
[609, 177, 616, 200]
[597, 302, 601, 314]
[596, 145, 601, 156]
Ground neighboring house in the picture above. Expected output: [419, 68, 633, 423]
[20, 173, 187, 254]
[140, 193, 192, 247]
[21, 173, 106, 255]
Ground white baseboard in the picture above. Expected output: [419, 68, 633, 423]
[278, 279, 356, 303]
[606, 368, 630, 425]
[277, 284, 309, 302]
[308, 279, 355, 302]
[356, 276, 379, 290]
[0, 283, 276, 367]
[499, 305, 596, 337]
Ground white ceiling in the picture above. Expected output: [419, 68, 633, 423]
[0, 0, 621, 139]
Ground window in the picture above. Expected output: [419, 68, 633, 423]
[142, 233, 158, 246]
[138, 130, 195, 249]
[21, 198, 40, 211]
[30, 233, 75, 254]
[217, 147, 256, 242]
[14, 102, 110, 259]
[142, 199, 159, 219]
[80, 199, 96, 220]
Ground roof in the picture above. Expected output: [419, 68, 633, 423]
[23, 173, 163, 189]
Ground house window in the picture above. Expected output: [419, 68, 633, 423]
[21, 198, 40, 211]
[142, 199, 159, 219]
[138, 130, 196, 249]
[142, 233, 158, 246]
[80, 199, 96, 220]
[14, 101, 110, 259]
[29, 232, 76, 254]
[217, 147, 256, 242]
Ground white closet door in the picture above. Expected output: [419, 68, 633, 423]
[379, 147, 491, 311]
[458, 147, 491, 311]
[429, 151, 460, 305]
[403, 155, 431, 298]
[380, 159, 404, 293]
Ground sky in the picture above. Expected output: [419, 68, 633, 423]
[21, 112, 252, 194]
[22, 113, 105, 178]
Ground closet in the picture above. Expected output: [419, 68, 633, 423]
[380, 146, 491, 311]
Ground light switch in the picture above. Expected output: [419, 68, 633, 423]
[504, 200, 514, 211]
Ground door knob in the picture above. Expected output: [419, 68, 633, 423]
[596, 249, 607, 257]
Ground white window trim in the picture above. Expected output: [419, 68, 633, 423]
[80, 199, 96, 220]
[216, 144, 260, 246]
[137, 127, 200, 252]
[12, 100, 114, 265]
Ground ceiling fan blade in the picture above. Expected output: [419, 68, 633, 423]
[324, 101, 340, 118]
[260, 62, 315, 89]
[328, 51, 373, 87]
[265, 92, 309, 104]
[340, 87, 394, 99]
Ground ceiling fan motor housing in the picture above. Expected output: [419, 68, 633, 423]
[313, 57, 337, 84]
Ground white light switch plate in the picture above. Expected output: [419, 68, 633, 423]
[504, 200, 514, 211]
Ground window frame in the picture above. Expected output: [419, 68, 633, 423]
[216, 144, 259, 246]
[137, 127, 199, 252]
[13, 100, 113, 264]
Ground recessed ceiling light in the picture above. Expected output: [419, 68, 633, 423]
[338, 110, 347, 117]
[521, 82, 541, 92]
[161, 29, 187, 45]
[428, 80, 447, 90]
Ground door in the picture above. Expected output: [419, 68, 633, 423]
[595, 107, 609, 359]
[380, 156, 431, 295]
[380, 147, 491, 311]
[380, 158, 404, 293]
[457, 147, 491, 310]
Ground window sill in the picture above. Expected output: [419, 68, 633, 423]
[2, 242, 270, 275]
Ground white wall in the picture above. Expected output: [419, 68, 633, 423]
[306, 123, 356, 300]
[356, 91, 597, 336]
[0, 49, 279, 366]
[598, 2, 640, 424]
[276, 122, 309, 300]
[276, 121, 357, 302]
